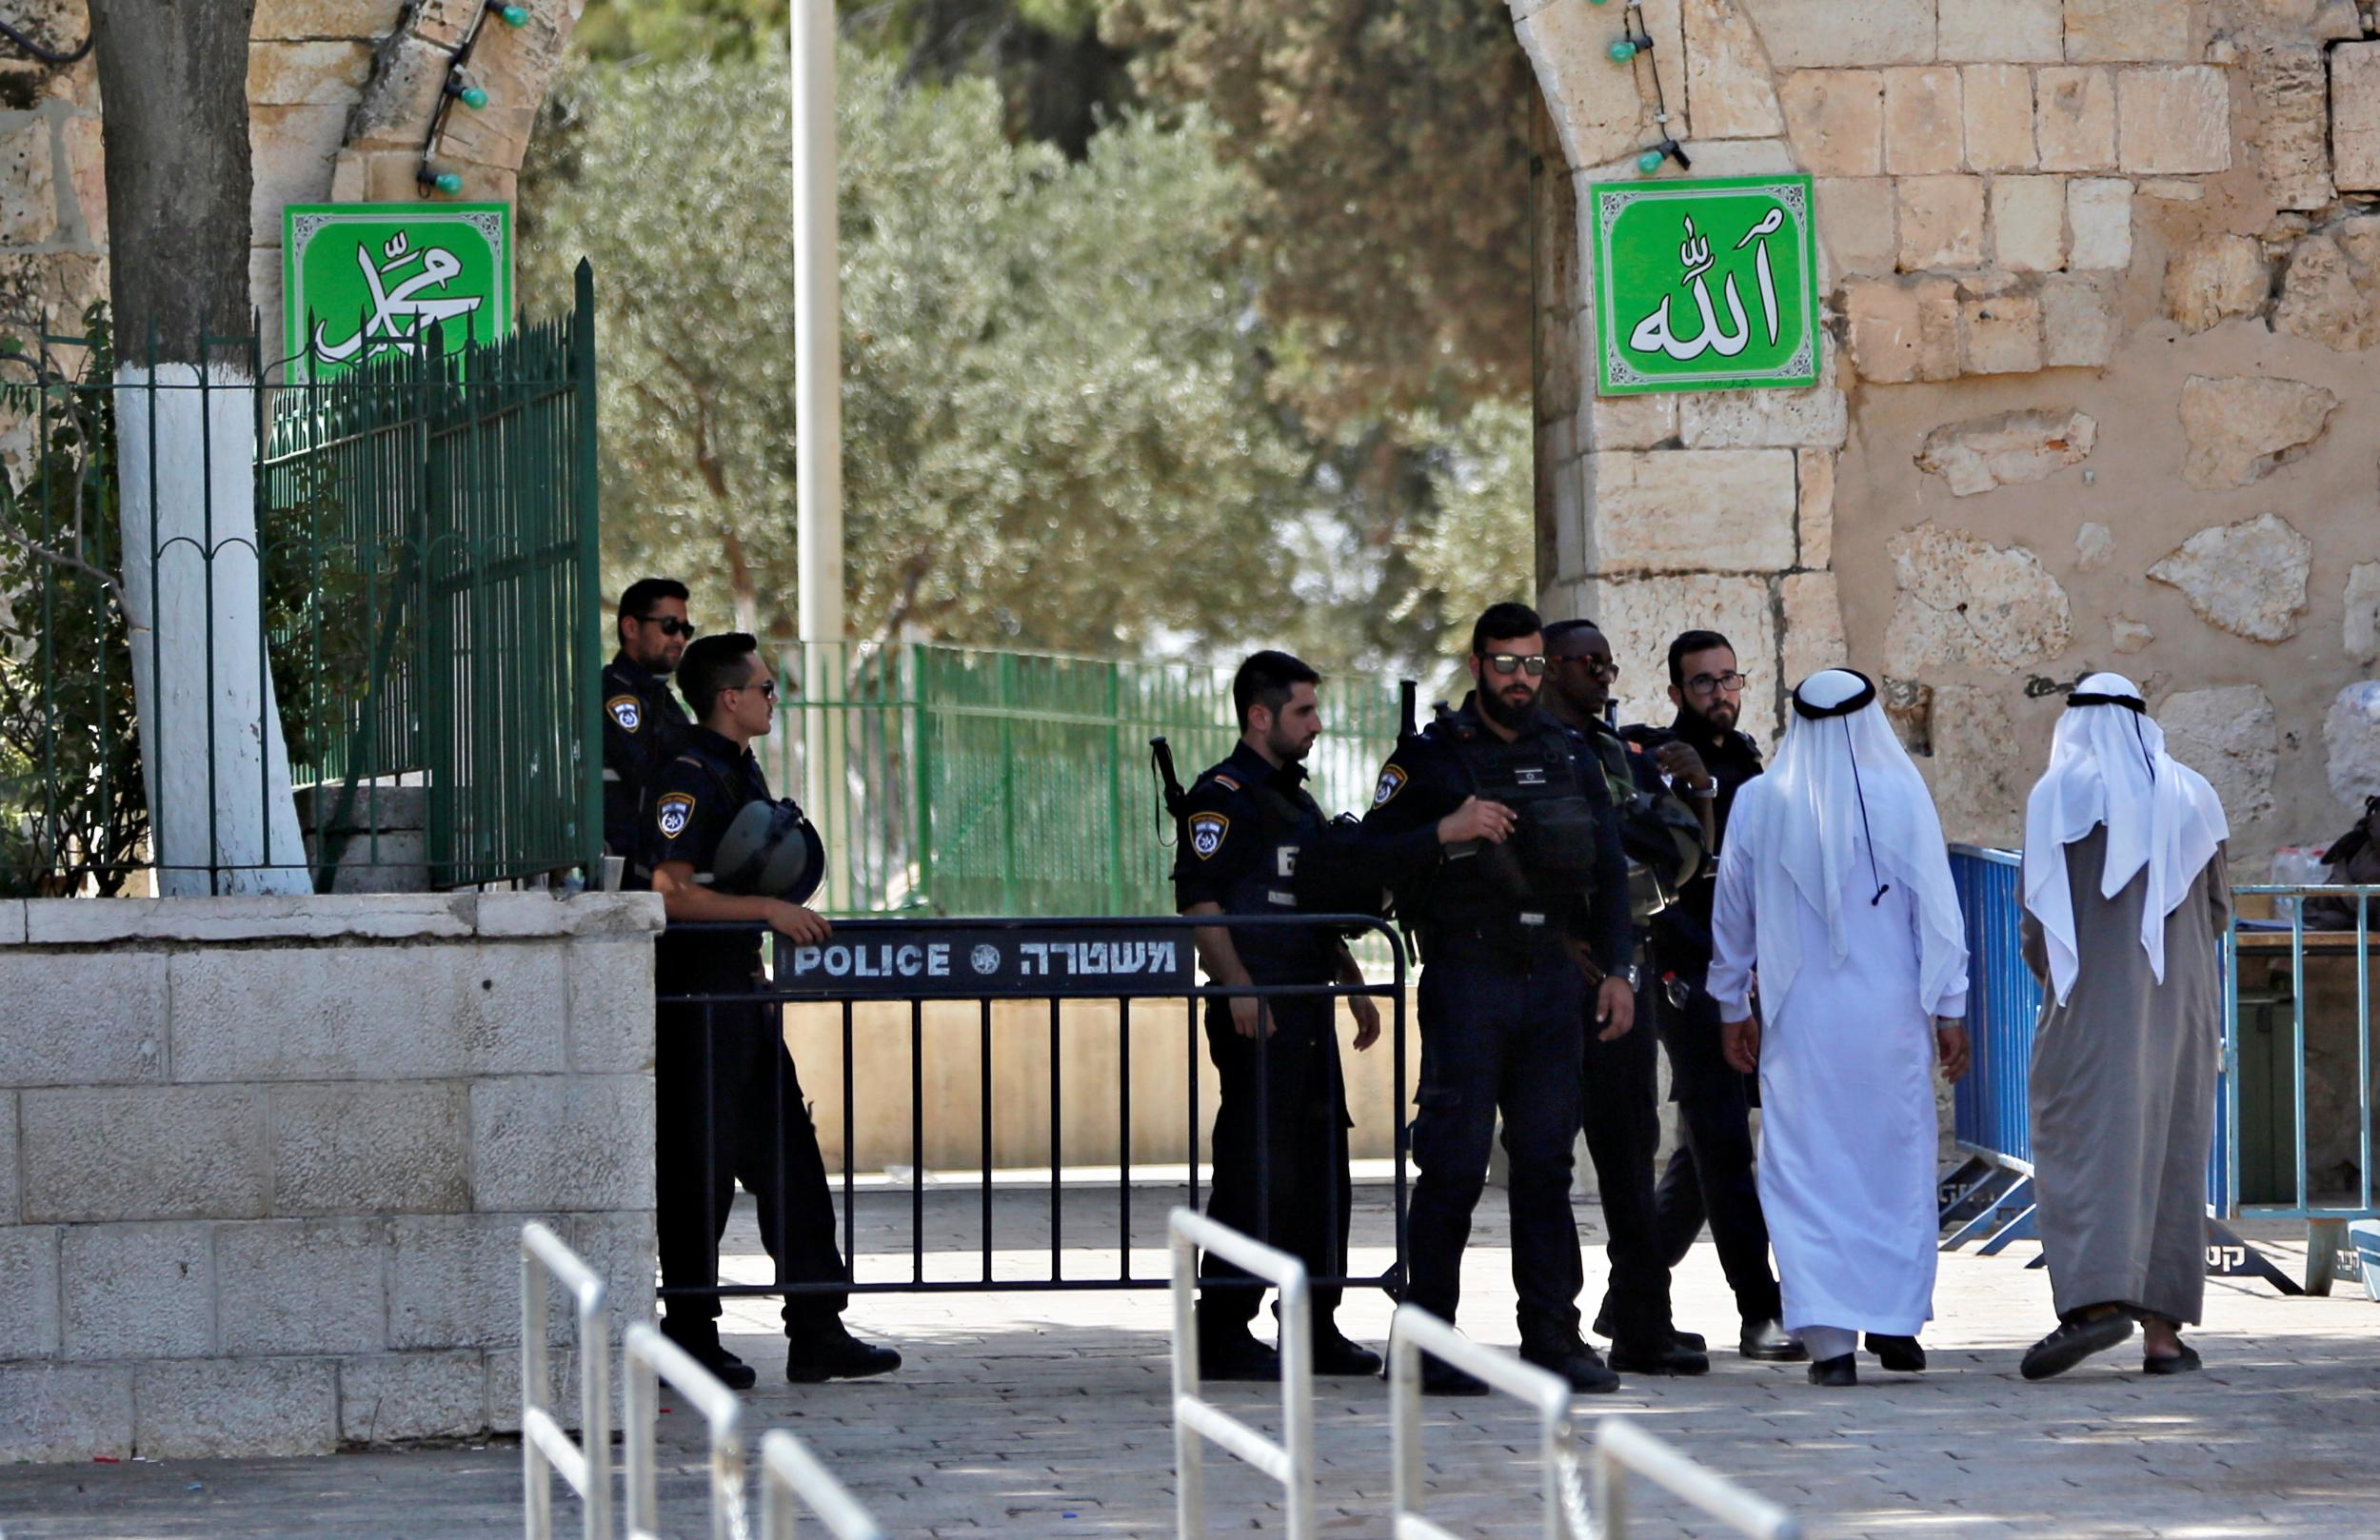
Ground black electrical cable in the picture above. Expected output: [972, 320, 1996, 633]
[418, 1, 513, 196]
[0, 14, 91, 65]
[1616, 0, 1688, 173]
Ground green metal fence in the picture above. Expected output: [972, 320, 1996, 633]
[762, 642, 1406, 919]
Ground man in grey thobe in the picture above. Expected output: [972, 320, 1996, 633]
[2016, 674, 2231, 1379]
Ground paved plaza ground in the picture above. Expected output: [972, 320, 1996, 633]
[2, 1181, 2373, 1540]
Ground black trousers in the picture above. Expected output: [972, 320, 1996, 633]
[1198, 996, 1354, 1329]
[1652, 970, 1781, 1325]
[1405, 948, 1586, 1336]
[1583, 969, 1675, 1348]
[655, 990, 850, 1340]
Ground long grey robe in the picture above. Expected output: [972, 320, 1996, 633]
[2020, 825, 2230, 1324]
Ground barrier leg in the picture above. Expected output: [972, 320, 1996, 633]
[1944, 1175, 2031, 1250]
[1975, 1202, 2037, 1256]
[2205, 1219, 2306, 1296]
[2304, 1218, 2348, 1297]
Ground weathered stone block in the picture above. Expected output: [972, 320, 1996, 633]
[476, 892, 664, 939]
[1585, 391, 1679, 451]
[2067, 178, 2133, 271]
[1589, 573, 1782, 744]
[0, 117, 55, 246]
[169, 941, 566, 1081]
[1883, 67, 1963, 175]
[1795, 449, 1835, 567]
[2149, 512, 2313, 641]
[1962, 65, 2037, 171]
[1959, 286, 2043, 374]
[1779, 571, 1848, 684]
[1740, 0, 1934, 68]
[134, 1359, 339, 1459]
[2117, 68, 2231, 174]
[2165, 234, 2272, 333]
[25, 1086, 268, 1223]
[1914, 409, 2096, 496]
[26, 894, 476, 945]
[2245, 46, 2333, 211]
[2036, 68, 2117, 171]
[58, 112, 102, 247]
[389, 1214, 567, 1351]
[1585, 450, 1798, 574]
[2065, 0, 2193, 62]
[2040, 275, 2117, 365]
[486, 1345, 581, 1436]
[1519, 0, 1667, 170]
[1939, 0, 2060, 64]
[2161, 686, 2279, 826]
[2346, 563, 2380, 664]
[569, 1210, 659, 1340]
[1991, 176, 2066, 271]
[61, 1222, 215, 1360]
[1780, 70, 1883, 176]
[2272, 232, 2376, 350]
[2324, 681, 2380, 805]
[216, 1220, 388, 1355]
[1844, 276, 1960, 383]
[565, 938, 657, 1075]
[251, 0, 407, 39]
[0, 1224, 61, 1358]
[340, 1350, 493, 1443]
[1885, 523, 2073, 675]
[248, 39, 374, 106]
[1815, 177, 1895, 278]
[1681, 0, 1783, 139]
[2175, 376, 2337, 491]
[2076, 522, 2114, 573]
[248, 102, 349, 245]
[0, 951, 167, 1087]
[469, 1076, 656, 1214]
[1678, 383, 1848, 450]
[1922, 684, 2025, 847]
[2112, 616, 2154, 654]
[1898, 176, 1985, 270]
[0, 1364, 132, 1461]
[0, 1089, 15, 1226]
[270, 1080, 469, 1214]
[2335, 43, 2380, 191]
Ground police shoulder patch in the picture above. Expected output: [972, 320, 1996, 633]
[1373, 764, 1408, 807]
[607, 694, 642, 733]
[655, 791, 696, 840]
[1187, 810, 1230, 859]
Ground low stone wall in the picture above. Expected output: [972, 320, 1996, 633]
[0, 892, 661, 1462]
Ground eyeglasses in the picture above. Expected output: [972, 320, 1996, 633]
[1481, 653, 1549, 678]
[727, 676, 779, 702]
[1685, 670, 1749, 696]
[640, 615, 697, 639]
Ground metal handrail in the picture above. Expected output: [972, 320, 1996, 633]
[520, 1222, 612, 1540]
[758, 1430, 887, 1540]
[1386, 1304, 1577, 1540]
[1168, 1209, 1316, 1540]
[624, 1324, 748, 1540]
[1591, 1417, 1801, 1540]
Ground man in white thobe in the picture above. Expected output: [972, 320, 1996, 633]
[1708, 669, 1972, 1387]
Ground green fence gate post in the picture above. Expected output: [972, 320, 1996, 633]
[572, 259, 604, 880]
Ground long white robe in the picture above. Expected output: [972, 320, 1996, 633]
[1708, 812, 1967, 1338]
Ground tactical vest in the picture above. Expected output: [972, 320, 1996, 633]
[1204, 779, 1340, 986]
[1409, 716, 1599, 953]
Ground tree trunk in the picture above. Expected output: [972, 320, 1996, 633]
[91, 0, 308, 896]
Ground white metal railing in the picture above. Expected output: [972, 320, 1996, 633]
[1168, 1208, 1316, 1540]
[625, 1323, 749, 1540]
[1590, 1417, 1801, 1540]
[1387, 1304, 1578, 1540]
[521, 1221, 613, 1540]
[759, 1429, 888, 1540]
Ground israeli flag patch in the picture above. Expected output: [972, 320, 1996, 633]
[1188, 811, 1230, 859]
[607, 694, 642, 733]
[655, 791, 695, 840]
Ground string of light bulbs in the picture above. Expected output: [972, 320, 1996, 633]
[417, 0, 533, 197]
[1591, 0, 1690, 176]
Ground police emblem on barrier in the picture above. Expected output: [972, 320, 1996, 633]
[607, 694, 642, 732]
[1373, 764, 1407, 806]
[1187, 811, 1229, 859]
[655, 791, 695, 839]
[970, 944, 1001, 975]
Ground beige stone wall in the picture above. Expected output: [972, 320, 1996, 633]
[0, 0, 581, 365]
[1519, 0, 2380, 868]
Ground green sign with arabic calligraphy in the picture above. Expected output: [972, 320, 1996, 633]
[283, 203, 511, 379]
[1589, 175, 1817, 396]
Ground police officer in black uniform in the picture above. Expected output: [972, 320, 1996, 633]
[1172, 651, 1386, 1381]
[603, 577, 695, 868]
[643, 632, 900, 1388]
[1358, 603, 1637, 1396]
[1624, 628, 1799, 1363]
[1539, 619, 1711, 1378]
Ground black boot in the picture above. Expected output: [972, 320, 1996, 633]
[1519, 1328, 1622, 1394]
[1198, 1320, 1281, 1382]
[1806, 1353, 1857, 1388]
[1311, 1325, 1383, 1378]
[662, 1318, 758, 1392]
[1865, 1333, 1926, 1372]
[1739, 1318, 1808, 1362]
[1608, 1334, 1711, 1376]
[1593, 1309, 1706, 1353]
[785, 1320, 901, 1383]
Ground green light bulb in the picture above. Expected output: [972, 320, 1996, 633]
[1637, 149, 1665, 174]
[1609, 39, 1637, 62]
[432, 171, 464, 195]
[459, 84, 488, 109]
[497, 3, 529, 25]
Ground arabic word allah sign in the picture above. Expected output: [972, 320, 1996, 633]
[284, 204, 512, 380]
[1590, 175, 1817, 396]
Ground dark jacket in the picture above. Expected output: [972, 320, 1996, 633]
[601, 651, 692, 859]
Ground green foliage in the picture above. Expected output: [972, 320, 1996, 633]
[572, 0, 789, 62]
[522, 50, 1303, 654]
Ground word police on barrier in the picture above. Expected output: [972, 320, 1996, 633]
[772, 921, 1197, 999]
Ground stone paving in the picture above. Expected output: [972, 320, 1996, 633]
[2, 1182, 2373, 1540]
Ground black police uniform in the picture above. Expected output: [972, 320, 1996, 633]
[1624, 711, 1783, 1330]
[603, 651, 691, 865]
[642, 726, 850, 1352]
[1359, 699, 1632, 1346]
[1172, 741, 1356, 1342]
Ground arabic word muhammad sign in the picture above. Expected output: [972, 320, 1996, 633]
[767, 922, 1197, 999]
[1590, 175, 1818, 396]
[284, 204, 512, 379]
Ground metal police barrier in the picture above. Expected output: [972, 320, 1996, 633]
[1387, 1304, 1580, 1540]
[624, 1322, 749, 1540]
[1589, 1419, 1801, 1540]
[759, 1430, 887, 1540]
[1168, 1209, 1315, 1540]
[657, 913, 1408, 1311]
[520, 1222, 612, 1540]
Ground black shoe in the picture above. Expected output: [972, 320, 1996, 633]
[1865, 1333, 1926, 1372]
[2019, 1312, 2133, 1382]
[785, 1323, 902, 1383]
[1739, 1319, 1808, 1362]
[1519, 1331, 1622, 1394]
[1806, 1352, 1857, 1387]
[1198, 1323, 1280, 1382]
[1607, 1336, 1711, 1376]
[1312, 1328, 1383, 1378]
[2142, 1344, 2202, 1376]
[661, 1321, 759, 1391]
[1416, 1356, 1491, 1396]
[1592, 1311, 1706, 1354]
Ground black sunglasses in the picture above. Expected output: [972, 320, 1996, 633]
[640, 615, 697, 639]
[1481, 653, 1548, 677]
